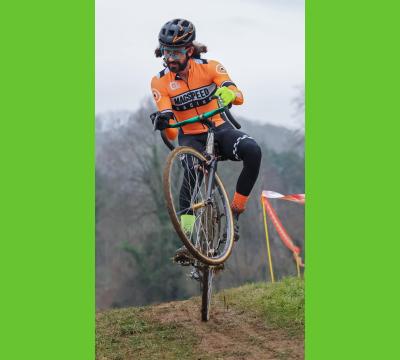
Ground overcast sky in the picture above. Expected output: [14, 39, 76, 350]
[96, 0, 304, 128]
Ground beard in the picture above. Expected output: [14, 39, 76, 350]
[167, 61, 181, 73]
[166, 55, 189, 73]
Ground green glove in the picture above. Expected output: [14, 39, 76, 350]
[215, 86, 236, 106]
[181, 214, 196, 236]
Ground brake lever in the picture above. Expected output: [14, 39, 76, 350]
[211, 95, 225, 109]
[211, 95, 241, 129]
[149, 111, 158, 131]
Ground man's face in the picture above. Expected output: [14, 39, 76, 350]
[161, 46, 193, 73]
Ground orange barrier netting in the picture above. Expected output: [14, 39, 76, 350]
[261, 191, 305, 270]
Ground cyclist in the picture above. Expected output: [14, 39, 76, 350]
[150, 19, 262, 258]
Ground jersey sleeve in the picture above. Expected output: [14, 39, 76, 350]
[207, 60, 244, 105]
[150, 76, 178, 141]
[151, 76, 173, 112]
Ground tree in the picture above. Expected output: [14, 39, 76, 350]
[95, 98, 305, 308]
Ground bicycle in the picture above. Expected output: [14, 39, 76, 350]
[152, 97, 241, 321]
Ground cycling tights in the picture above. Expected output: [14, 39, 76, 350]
[178, 122, 262, 214]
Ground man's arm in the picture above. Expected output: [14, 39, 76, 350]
[150, 76, 178, 140]
[208, 60, 244, 105]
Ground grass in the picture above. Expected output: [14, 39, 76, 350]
[216, 277, 304, 334]
[96, 277, 304, 359]
[96, 307, 197, 360]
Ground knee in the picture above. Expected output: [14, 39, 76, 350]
[242, 140, 262, 166]
[253, 142, 262, 163]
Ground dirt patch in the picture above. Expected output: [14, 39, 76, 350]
[144, 297, 304, 360]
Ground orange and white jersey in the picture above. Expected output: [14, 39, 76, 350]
[151, 58, 244, 139]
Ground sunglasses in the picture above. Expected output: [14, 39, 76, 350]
[161, 46, 189, 60]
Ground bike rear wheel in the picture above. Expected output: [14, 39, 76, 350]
[163, 146, 234, 266]
[200, 266, 214, 321]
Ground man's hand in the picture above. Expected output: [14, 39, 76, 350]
[214, 87, 236, 106]
[150, 111, 172, 131]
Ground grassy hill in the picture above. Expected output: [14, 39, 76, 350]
[96, 277, 304, 360]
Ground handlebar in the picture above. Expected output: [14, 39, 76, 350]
[159, 95, 241, 150]
[222, 107, 241, 129]
[161, 131, 175, 151]
[167, 105, 226, 129]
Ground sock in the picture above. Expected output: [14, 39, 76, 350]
[181, 214, 196, 234]
[231, 192, 249, 214]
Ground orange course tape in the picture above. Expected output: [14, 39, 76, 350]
[262, 190, 305, 205]
[261, 191, 304, 267]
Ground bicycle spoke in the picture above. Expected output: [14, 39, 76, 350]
[165, 147, 234, 264]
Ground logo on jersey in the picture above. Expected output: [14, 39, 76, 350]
[216, 64, 227, 74]
[152, 88, 161, 102]
[169, 81, 180, 91]
[171, 83, 217, 111]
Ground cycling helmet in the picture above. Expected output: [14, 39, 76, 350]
[159, 19, 196, 48]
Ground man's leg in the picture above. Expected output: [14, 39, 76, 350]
[230, 135, 262, 212]
[216, 126, 262, 240]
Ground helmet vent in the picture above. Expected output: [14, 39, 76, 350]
[159, 18, 196, 47]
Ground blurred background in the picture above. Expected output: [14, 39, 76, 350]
[96, 0, 304, 310]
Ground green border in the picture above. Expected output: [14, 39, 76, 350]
[306, 1, 400, 359]
[0, 1, 94, 359]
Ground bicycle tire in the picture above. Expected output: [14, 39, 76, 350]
[163, 146, 234, 266]
[200, 266, 214, 321]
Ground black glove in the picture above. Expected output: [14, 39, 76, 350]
[150, 111, 172, 131]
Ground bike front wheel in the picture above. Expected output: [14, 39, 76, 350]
[163, 146, 234, 266]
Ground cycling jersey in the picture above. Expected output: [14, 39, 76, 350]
[150, 58, 244, 139]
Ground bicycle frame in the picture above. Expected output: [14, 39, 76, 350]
[156, 97, 241, 320]
[159, 96, 241, 211]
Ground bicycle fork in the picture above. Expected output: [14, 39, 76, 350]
[206, 159, 217, 201]
[191, 129, 217, 211]
[205, 128, 217, 202]
[191, 158, 217, 211]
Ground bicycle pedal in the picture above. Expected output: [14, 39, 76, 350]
[172, 256, 193, 266]
[173, 245, 196, 265]
[188, 269, 201, 281]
